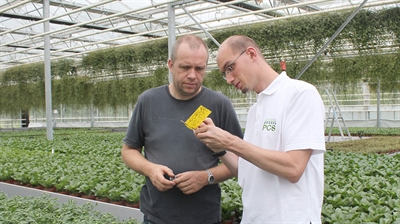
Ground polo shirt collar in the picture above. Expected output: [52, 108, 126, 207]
[259, 71, 288, 96]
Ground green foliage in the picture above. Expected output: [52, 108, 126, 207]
[220, 178, 242, 221]
[0, 129, 145, 202]
[0, 7, 399, 115]
[327, 127, 400, 136]
[82, 39, 168, 75]
[53, 76, 92, 107]
[0, 128, 400, 222]
[0, 193, 138, 223]
[121, 182, 141, 204]
[209, 8, 400, 89]
[326, 136, 400, 154]
[323, 151, 400, 223]
[150, 66, 169, 87]
[203, 69, 230, 92]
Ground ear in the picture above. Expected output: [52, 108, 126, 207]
[247, 47, 258, 60]
[167, 59, 173, 71]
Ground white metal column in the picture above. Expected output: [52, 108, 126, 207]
[167, 4, 176, 84]
[44, 0, 53, 140]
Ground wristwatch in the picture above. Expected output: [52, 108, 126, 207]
[206, 169, 214, 185]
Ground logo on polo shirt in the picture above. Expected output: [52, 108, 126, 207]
[262, 119, 276, 131]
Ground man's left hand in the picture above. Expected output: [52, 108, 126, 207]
[173, 171, 208, 194]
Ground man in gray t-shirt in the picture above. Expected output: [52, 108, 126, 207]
[121, 34, 243, 224]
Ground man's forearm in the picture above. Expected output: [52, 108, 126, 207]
[121, 144, 152, 177]
[209, 161, 235, 184]
[219, 151, 239, 177]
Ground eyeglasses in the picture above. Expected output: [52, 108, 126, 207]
[222, 49, 246, 80]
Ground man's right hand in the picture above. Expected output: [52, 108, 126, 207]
[148, 165, 176, 191]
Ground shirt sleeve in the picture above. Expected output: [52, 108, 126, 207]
[284, 88, 326, 153]
[123, 96, 145, 149]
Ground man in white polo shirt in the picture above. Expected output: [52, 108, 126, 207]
[194, 35, 326, 223]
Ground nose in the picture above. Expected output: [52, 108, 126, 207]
[187, 68, 196, 79]
[225, 73, 234, 84]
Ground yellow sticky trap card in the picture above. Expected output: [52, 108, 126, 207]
[181, 105, 212, 130]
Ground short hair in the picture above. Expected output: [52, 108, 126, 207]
[225, 35, 263, 55]
[170, 34, 209, 62]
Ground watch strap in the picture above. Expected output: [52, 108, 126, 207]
[212, 150, 227, 157]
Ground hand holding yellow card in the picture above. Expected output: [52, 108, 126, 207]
[181, 105, 212, 130]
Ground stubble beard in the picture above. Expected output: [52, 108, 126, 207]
[181, 84, 201, 97]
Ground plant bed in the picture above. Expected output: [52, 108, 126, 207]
[0, 182, 144, 222]
[0, 191, 139, 223]
[82, 195, 97, 200]
[111, 200, 126, 206]
[96, 197, 111, 203]
[125, 202, 140, 209]
[33, 184, 43, 189]
[43, 186, 57, 192]
[69, 192, 83, 197]
[1, 128, 400, 222]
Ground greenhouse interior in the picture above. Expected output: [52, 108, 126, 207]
[1, 0, 400, 223]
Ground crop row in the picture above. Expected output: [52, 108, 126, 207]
[0, 129, 399, 223]
[0, 192, 138, 224]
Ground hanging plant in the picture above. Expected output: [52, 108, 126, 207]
[51, 59, 76, 78]
[150, 66, 169, 87]
[52, 76, 91, 107]
[203, 69, 225, 90]
[92, 80, 110, 110]
[1, 7, 399, 115]
[363, 53, 400, 93]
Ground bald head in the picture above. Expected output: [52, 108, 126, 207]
[217, 35, 278, 94]
[171, 34, 209, 62]
[219, 35, 263, 56]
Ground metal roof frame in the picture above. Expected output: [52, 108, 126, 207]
[1, 0, 399, 71]
[1, 0, 399, 140]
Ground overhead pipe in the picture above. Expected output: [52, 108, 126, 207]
[295, 0, 369, 80]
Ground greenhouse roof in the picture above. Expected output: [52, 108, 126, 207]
[1, 0, 399, 71]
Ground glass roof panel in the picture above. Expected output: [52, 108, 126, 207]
[1, 0, 399, 71]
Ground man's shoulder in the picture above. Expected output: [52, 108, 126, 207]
[202, 86, 229, 99]
[285, 78, 318, 93]
[140, 85, 167, 98]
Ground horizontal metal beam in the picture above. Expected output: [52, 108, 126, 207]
[0, 12, 158, 37]
[6, 44, 82, 53]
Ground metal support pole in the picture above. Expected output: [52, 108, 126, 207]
[181, 6, 220, 47]
[295, 0, 369, 80]
[168, 4, 176, 84]
[377, 80, 381, 127]
[90, 104, 94, 128]
[44, 0, 53, 140]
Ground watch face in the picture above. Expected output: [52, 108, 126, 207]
[206, 169, 214, 184]
[209, 176, 214, 183]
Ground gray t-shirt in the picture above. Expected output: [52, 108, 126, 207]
[123, 85, 243, 224]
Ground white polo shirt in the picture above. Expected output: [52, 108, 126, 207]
[238, 72, 326, 223]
